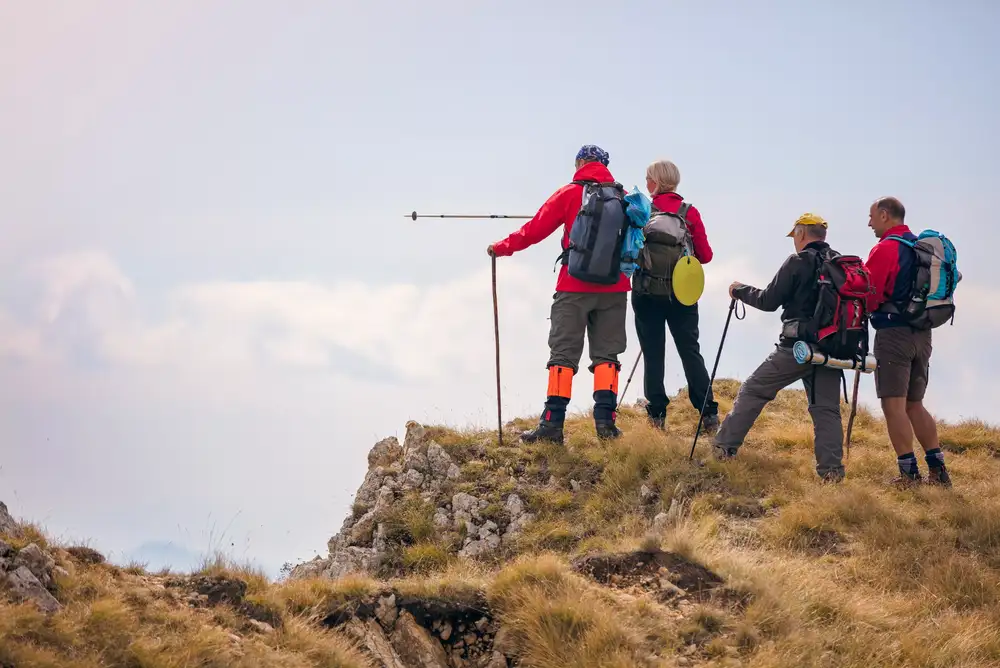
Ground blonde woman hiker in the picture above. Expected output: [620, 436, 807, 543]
[631, 159, 719, 432]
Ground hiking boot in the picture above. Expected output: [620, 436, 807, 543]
[520, 420, 564, 445]
[926, 466, 953, 488]
[648, 415, 666, 431]
[701, 413, 720, 436]
[820, 470, 845, 484]
[891, 472, 923, 488]
[711, 443, 737, 461]
[595, 421, 622, 440]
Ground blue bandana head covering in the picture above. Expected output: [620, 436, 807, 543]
[575, 144, 610, 166]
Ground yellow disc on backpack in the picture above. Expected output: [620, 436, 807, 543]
[672, 255, 704, 305]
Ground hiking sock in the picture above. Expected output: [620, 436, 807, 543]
[592, 362, 619, 423]
[897, 452, 921, 479]
[924, 447, 946, 471]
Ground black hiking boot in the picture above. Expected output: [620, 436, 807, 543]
[701, 413, 720, 436]
[595, 420, 622, 440]
[926, 466, 953, 488]
[645, 404, 667, 431]
[520, 420, 564, 445]
[820, 470, 845, 484]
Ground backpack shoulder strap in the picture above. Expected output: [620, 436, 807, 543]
[677, 202, 692, 221]
[885, 234, 916, 248]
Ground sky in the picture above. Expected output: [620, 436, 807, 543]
[0, 1, 997, 576]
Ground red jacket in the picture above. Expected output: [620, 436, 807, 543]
[651, 193, 713, 263]
[491, 162, 632, 293]
[864, 224, 919, 329]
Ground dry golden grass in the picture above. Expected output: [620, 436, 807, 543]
[3, 379, 1000, 667]
[0, 572, 375, 667]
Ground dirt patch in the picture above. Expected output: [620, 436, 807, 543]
[323, 590, 488, 628]
[65, 546, 106, 565]
[186, 574, 247, 605]
[787, 527, 848, 556]
[161, 574, 283, 629]
[572, 549, 730, 604]
[709, 495, 767, 519]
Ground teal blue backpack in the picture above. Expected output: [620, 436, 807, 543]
[885, 229, 961, 329]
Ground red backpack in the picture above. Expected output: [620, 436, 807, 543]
[804, 248, 873, 362]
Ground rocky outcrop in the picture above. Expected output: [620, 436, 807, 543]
[290, 421, 534, 581]
[0, 501, 19, 536]
[0, 501, 62, 614]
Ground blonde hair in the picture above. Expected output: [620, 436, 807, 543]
[646, 160, 681, 195]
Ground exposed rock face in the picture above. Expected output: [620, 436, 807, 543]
[5, 565, 61, 614]
[289, 421, 535, 581]
[391, 611, 451, 668]
[322, 585, 513, 668]
[502, 494, 532, 545]
[0, 501, 19, 537]
[0, 501, 62, 614]
[345, 618, 408, 668]
[369, 436, 404, 468]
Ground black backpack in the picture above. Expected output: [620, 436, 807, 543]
[557, 180, 629, 285]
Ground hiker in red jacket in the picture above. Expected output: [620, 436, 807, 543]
[631, 159, 719, 432]
[488, 145, 629, 444]
[864, 196, 951, 487]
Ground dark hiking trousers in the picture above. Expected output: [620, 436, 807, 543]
[714, 345, 844, 479]
[542, 291, 627, 424]
[632, 294, 718, 419]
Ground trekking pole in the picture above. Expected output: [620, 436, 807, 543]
[844, 369, 862, 461]
[616, 352, 643, 411]
[407, 211, 531, 220]
[689, 298, 745, 460]
[491, 254, 504, 447]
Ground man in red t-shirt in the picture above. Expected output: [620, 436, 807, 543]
[488, 145, 630, 444]
[864, 196, 951, 487]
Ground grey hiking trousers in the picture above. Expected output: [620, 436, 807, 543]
[547, 291, 628, 373]
[714, 345, 844, 479]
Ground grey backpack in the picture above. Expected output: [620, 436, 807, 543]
[632, 203, 695, 297]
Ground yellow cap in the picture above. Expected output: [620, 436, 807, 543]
[787, 212, 828, 237]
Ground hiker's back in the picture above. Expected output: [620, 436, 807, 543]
[774, 242, 871, 357]
[633, 204, 695, 297]
[562, 179, 630, 285]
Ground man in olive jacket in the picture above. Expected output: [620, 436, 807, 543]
[712, 213, 846, 482]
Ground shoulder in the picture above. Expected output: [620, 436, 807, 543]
[544, 182, 584, 208]
[680, 201, 702, 222]
[866, 237, 900, 261]
[786, 249, 819, 273]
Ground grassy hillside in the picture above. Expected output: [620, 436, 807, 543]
[2, 379, 1000, 667]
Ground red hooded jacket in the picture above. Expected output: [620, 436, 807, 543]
[651, 193, 713, 263]
[491, 162, 632, 293]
